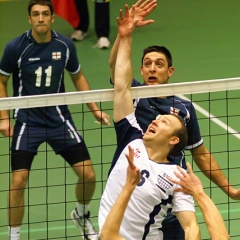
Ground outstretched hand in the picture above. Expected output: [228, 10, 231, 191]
[131, 0, 157, 28]
[116, 4, 139, 38]
[168, 162, 204, 197]
[125, 146, 141, 186]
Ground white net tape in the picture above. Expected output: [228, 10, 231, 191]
[0, 77, 240, 110]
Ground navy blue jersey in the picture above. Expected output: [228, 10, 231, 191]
[131, 78, 203, 167]
[0, 30, 80, 127]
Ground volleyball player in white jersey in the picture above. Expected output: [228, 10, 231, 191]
[100, 156, 229, 240]
[98, 4, 200, 240]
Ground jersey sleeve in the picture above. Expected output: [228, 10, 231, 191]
[132, 78, 143, 87]
[169, 167, 195, 213]
[171, 190, 195, 213]
[185, 102, 203, 149]
[65, 40, 80, 74]
[114, 112, 143, 147]
[0, 41, 17, 76]
[171, 173, 195, 214]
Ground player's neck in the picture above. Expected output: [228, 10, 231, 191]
[31, 30, 52, 43]
[145, 145, 169, 163]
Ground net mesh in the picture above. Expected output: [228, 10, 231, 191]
[1, 77, 240, 239]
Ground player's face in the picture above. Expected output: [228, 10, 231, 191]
[143, 115, 180, 147]
[140, 52, 174, 86]
[28, 4, 55, 37]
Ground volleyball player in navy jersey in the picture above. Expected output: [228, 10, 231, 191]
[109, 1, 240, 239]
[99, 4, 200, 239]
[0, 0, 109, 239]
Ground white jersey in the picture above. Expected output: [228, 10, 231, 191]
[98, 113, 195, 240]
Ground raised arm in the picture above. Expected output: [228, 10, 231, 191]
[100, 146, 141, 240]
[114, 5, 138, 122]
[109, 0, 157, 84]
[169, 162, 230, 240]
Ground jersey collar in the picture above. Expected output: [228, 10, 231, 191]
[26, 29, 58, 42]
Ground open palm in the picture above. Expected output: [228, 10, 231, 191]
[117, 5, 138, 38]
[131, 0, 157, 27]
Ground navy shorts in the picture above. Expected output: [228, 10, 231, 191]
[11, 119, 83, 153]
[11, 119, 90, 171]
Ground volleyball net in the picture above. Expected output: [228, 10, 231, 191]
[0, 77, 240, 239]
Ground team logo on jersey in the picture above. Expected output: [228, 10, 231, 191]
[52, 52, 61, 60]
[155, 171, 173, 193]
[170, 107, 180, 115]
[133, 148, 141, 158]
[28, 57, 40, 61]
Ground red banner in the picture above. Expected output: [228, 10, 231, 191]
[52, 0, 80, 28]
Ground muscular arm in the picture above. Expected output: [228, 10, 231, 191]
[191, 144, 240, 199]
[169, 163, 229, 240]
[175, 211, 200, 240]
[194, 191, 230, 240]
[0, 73, 13, 136]
[109, 0, 157, 84]
[70, 70, 110, 125]
[109, 33, 120, 84]
[114, 6, 137, 122]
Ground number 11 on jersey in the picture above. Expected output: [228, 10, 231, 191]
[35, 66, 52, 87]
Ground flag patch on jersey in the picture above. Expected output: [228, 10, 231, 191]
[170, 107, 180, 115]
[155, 172, 173, 193]
[52, 52, 61, 60]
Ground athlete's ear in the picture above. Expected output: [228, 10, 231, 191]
[51, 14, 55, 23]
[140, 65, 143, 76]
[168, 66, 174, 78]
[28, 16, 32, 25]
[169, 136, 179, 146]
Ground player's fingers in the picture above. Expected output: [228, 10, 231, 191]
[186, 162, 193, 174]
[167, 177, 179, 184]
[173, 170, 185, 180]
[116, 17, 120, 25]
[173, 188, 185, 193]
[126, 146, 136, 169]
[102, 117, 110, 125]
[145, 3, 157, 15]
[176, 165, 187, 177]
[135, 0, 143, 8]
[119, 8, 124, 20]
[137, 20, 155, 27]
[126, 153, 135, 169]
[141, 0, 156, 10]
[125, 4, 130, 18]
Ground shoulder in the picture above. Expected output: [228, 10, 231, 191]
[5, 31, 30, 49]
[171, 96, 195, 108]
[132, 78, 144, 87]
[52, 31, 75, 47]
[172, 95, 190, 103]
[1, 31, 32, 64]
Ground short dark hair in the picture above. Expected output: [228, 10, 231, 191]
[28, 0, 54, 15]
[141, 46, 173, 67]
[169, 114, 188, 156]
